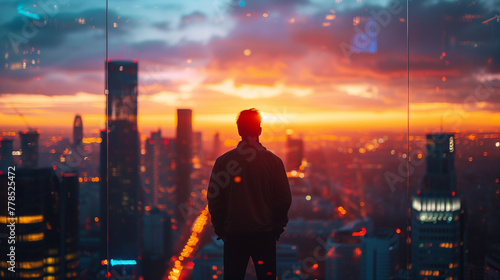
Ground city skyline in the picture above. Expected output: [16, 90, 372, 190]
[1, 0, 499, 279]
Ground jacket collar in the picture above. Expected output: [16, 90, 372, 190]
[237, 139, 266, 150]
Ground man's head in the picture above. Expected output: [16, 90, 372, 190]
[237, 108, 262, 139]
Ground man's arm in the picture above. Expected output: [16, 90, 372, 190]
[207, 158, 227, 239]
[273, 158, 292, 238]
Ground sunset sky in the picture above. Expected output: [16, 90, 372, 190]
[1, 0, 499, 138]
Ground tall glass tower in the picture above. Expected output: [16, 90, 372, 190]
[411, 134, 466, 280]
[73, 115, 83, 147]
[19, 130, 39, 168]
[176, 108, 192, 221]
[100, 61, 141, 274]
[0, 168, 79, 280]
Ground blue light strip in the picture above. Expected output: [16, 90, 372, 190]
[110, 259, 137, 266]
[17, 5, 41, 20]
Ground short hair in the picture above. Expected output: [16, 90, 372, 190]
[237, 108, 261, 137]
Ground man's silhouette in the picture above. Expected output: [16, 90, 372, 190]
[207, 108, 292, 280]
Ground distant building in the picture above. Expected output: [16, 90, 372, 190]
[100, 60, 141, 276]
[176, 108, 192, 220]
[211, 132, 221, 161]
[193, 237, 224, 280]
[286, 135, 304, 172]
[361, 228, 400, 280]
[325, 230, 364, 280]
[0, 137, 14, 172]
[142, 208, 172, 280]
[192, 131, 203, 170]
[57, 172, 80, 280]
[411, 134, 466, 280]
[73, 115, 83, 147]
[276, 244, 302, 279]
[0, 168, 79, 279]
[143, 208, 172, 258]
[287, 176, 334, 220]
[144, 129, 176, 211]
[19, 130, 39, 168]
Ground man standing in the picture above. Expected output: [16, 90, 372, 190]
[207, 108, 292, 280]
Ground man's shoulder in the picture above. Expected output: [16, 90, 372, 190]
[214, 142, 284, 165]
[214, 148, 239, 164]
[262, 149, 283, 162]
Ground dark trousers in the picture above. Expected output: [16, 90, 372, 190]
[223, 231, 276, 280]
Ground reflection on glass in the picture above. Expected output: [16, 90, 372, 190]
[0, 0, 499, 279]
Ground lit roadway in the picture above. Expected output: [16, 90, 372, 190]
[166, 206, 209, 280]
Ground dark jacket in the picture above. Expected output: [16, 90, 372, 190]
[207, 140, 292, 238]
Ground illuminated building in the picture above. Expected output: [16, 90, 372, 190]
[286, 134, 304, 172]
[100, 60, 141, 275]
[0, 137, 14, 172]
[210, 131, 221, 161]
[54, 172, 80, 280]
[144, 129, 176, 211]
[0, 168, 79, 279]
[176, 108, 192, 219]
[143, 207, 172, 258]
[411, 134, 466, 280]
[192, 131, 203, 170]
[19, 130, 39, 168]
[73, 114, 83, 147]
[142, 207, 172, 280]
[325, 229, 364, 280]
[361, 228, 400, 280]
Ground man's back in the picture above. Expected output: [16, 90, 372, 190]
[207, 108, 291, 280]
[208, 140, 291, 237]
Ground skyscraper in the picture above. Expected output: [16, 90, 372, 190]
[0, 137, 14, 173]
[142, 207, 172, 280]
[100, 60, 141, 275]
[0, 168, 79, 279]
[411, 134, 466, 280]
[176, 108, 192, 220]
[19, 130, 39, 168]
[361, 228, 400, 280]
[144, 129, 176, 211]
[73, 114, 83, 147]
[325, 229, 364, 280]
[286, 134, 304, 172]
[211, 131, 221, 161]
[192, 131, 203, 170]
